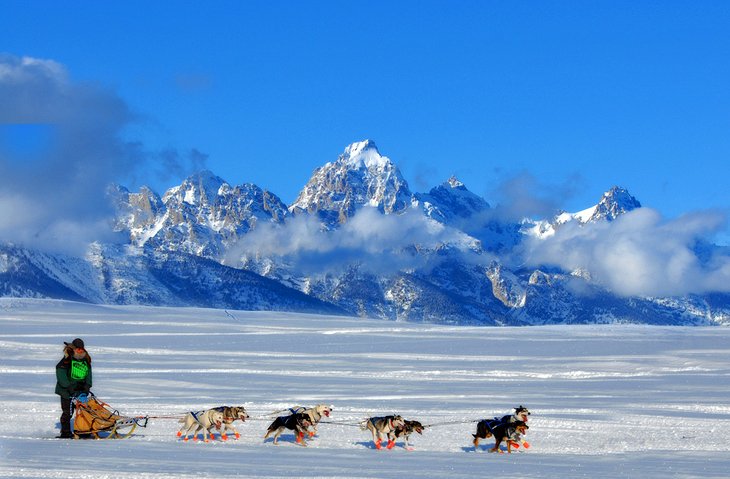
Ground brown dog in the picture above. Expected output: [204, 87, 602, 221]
[214, 406, 249, 440]
[361, 415, 406, 450]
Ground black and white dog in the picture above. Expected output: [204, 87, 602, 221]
[264, 412, 313, 446]
[472, 406, 531, 453]
[393, 419, 425, 450]
[283, 404, 333, 437]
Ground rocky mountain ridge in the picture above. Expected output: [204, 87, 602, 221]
[2, 140, 728, 325]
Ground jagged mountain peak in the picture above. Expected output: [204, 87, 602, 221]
[184, 169, 226, 188]
[341, 139, 381, 164]
[290, 140, 412, 225]
[335, 139, 396, 172]
[177, 169, 227, 190]
[594, 186, 641, 221]
[445, 176, 466, 190]
[529, 185, 643, 238]
[416, 176, 490, 224]
[599, 186, 641, 212]
[163, 170, 227, 207]
[113, 169, 288, 257]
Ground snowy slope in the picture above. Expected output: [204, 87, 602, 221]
[0, 244, 343, 315]
[1, 299, 729, 478]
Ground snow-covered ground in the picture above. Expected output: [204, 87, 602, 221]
[1, 299, 729, 478]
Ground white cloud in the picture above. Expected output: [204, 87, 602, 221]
[489, 171, 584, 222]
[226, 206, 480, 275]
[0, 54, 202, 255]
[522, 207, 730, 297]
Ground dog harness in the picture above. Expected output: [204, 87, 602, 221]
[190, 410, 206, 427]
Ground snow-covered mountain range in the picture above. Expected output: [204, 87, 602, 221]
[1, 140, 728, 325]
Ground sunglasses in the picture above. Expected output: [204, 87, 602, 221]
[74, 347, 85, 353]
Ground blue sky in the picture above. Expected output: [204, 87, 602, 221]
[2, 1, 729, 241]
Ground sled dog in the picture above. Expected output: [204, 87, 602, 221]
[394, 419, 425, 450]
[361, 415, 406, 450]
[473, 418, 528, 453]
[289, 404, 332, 436]
[263, 412, 313, 445]
[177, 409, 225, 442]
[214, 406, 249, 440]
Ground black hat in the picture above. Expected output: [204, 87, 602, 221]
[64, 338, 85, 349]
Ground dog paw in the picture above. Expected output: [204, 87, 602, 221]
[221, 435, 228, 441]
[235, 433, 240, 439]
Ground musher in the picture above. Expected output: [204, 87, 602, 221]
[55, 338, 92, 438]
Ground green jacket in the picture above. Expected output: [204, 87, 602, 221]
[55, 355, 92, 399]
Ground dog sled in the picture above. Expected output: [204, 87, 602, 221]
[71, 392, 149, 439]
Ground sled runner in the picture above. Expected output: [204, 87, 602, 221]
[71, 393, 148, 439]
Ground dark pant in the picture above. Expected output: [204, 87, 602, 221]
[60, 396, 72, 435]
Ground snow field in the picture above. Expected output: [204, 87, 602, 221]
[1, 299, 729, 478]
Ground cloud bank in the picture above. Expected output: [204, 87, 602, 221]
[489, 171, 584, 222]
[226, 206, 483, 275]
[0, 55, 205, 254]
[0, 55, 142, 253]
[521, 207, 730, 297]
